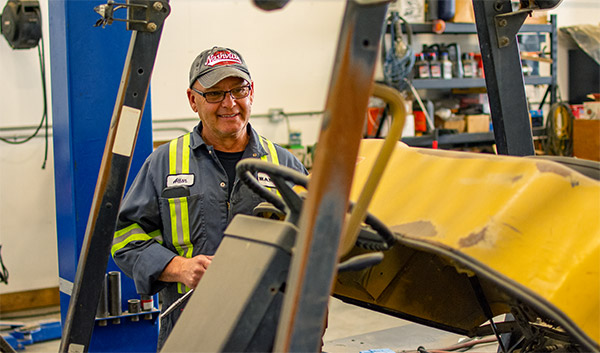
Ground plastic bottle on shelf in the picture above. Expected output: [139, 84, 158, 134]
[428, 52, 442, 79]
[414, 53, 430, 79]
[462, 52, 477, 78]
[441, 52, 453, 79]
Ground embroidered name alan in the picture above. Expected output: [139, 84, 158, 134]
[205, 51, 242, 67]
[257, 172, 276, 188]
[166, 174, 195, 187]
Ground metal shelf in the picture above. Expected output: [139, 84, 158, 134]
[412, 76, 553, 89]
[401, 127, 546, 148]
[404, 22, 554, 34]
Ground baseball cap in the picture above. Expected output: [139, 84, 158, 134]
[189, 46, 252, 89]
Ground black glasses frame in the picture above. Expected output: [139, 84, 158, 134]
[191, 85, 251, 103]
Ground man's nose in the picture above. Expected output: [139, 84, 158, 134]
[220, 92, 236, 107]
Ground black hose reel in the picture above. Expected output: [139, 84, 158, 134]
[1, 0, 41, 49]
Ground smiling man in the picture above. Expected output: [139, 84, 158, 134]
[111, 46, 307, 350]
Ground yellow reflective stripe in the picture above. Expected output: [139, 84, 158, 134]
[168, 133, 194, 294]
[169, 133, 191, 174]
[181, 133, 190, 174]
[259, 137, 272, 163]
[169, 198, 187, 257]
[178, 282, 190, 293]
[169, 138, 178, 175]
[168, 196, 193, 294]
[266, 139, 279, 165]
[149, 229, 163, 244]
[258, 136, 282, 197]
[259, 136, 280, 166]
[111, 224, 162, 256]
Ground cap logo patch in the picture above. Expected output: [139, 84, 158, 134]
[205, 50, 242, 67]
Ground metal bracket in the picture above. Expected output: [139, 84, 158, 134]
[494, 8, 531, 48]
[94, 0, 170, 32]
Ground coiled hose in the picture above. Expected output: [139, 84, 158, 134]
[382, 11, 415, 92]
[542, 102, 574, 156]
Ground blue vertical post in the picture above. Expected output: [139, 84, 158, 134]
[49, 0, 156, 351]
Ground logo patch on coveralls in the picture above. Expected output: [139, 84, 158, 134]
[257, 172, 276, 188]
[166, 174, 195, 187]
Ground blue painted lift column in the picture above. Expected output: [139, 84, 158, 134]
[48, 1, 157, 351]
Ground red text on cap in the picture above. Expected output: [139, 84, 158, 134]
[205, 50, 242, 67]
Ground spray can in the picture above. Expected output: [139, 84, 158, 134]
[414, 53, 430, 79]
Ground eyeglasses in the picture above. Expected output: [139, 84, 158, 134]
[191, 85, 251, 103]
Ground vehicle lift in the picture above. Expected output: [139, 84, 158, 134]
[54, 1, 594, 353]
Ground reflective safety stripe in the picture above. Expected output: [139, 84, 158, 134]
[169, 133, 191, 175]
[259, 136, 279, 165]
[168, 197, 193, 258]
[112, 224, 163, 257]
[259, 136, 281, 197]
[168, 133, 193, 293]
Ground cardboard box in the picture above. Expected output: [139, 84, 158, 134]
[573, 119, 600, 161]
[452, 0, 475, 23]
[466, 114, 490, 133]
[583, 101, 600, 120]
[441, 117, 466, 133]
[524, 10, 548, 24]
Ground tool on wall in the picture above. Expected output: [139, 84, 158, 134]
[0, 0, 49, 168]
[253, 0, 290, 11]
[1, 0, 40, 49]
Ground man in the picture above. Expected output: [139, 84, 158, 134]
[111, 46, 308, 349]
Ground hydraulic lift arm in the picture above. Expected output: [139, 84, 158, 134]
[58, 1, 170, 352]
[273, 1, 390, 351]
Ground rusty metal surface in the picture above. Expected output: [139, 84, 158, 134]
[273, 1, 390, 352]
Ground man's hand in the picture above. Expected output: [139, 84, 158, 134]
[159, 255, 214, 289]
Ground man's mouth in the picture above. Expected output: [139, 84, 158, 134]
[219, 113, 239, 119]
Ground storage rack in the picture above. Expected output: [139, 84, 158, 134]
[400, 14, 557, 149]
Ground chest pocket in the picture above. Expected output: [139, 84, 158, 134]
[159, 133, 204, 294]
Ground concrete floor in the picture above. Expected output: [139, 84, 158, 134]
[3, 298, 499, 352]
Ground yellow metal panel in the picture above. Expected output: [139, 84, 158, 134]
[342, 139, 600, 346]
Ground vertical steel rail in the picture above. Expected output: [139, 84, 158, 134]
[472, 0, 534, 156]
[273, 1, 390, 352]
[58, 3, 169, 352]
[549, 14, 557, 106]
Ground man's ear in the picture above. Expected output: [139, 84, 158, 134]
[186, 88, 198, 112]
[249, 81, 255, 105]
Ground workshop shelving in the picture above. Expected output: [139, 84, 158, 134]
[412, 76, 553, 89]
[402, 127, 547, 149]
[400, 14, 557, 149]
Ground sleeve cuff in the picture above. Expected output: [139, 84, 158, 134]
[132, 243, 177, 295]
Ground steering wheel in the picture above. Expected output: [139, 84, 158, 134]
[236, 159, 396, 251]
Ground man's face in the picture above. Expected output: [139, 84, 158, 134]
[187, 76, 254, 144]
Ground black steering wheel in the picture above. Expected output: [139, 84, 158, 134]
[236, 159, 396, 251]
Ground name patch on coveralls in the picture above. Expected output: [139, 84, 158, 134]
[166, 174, 195, 187]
